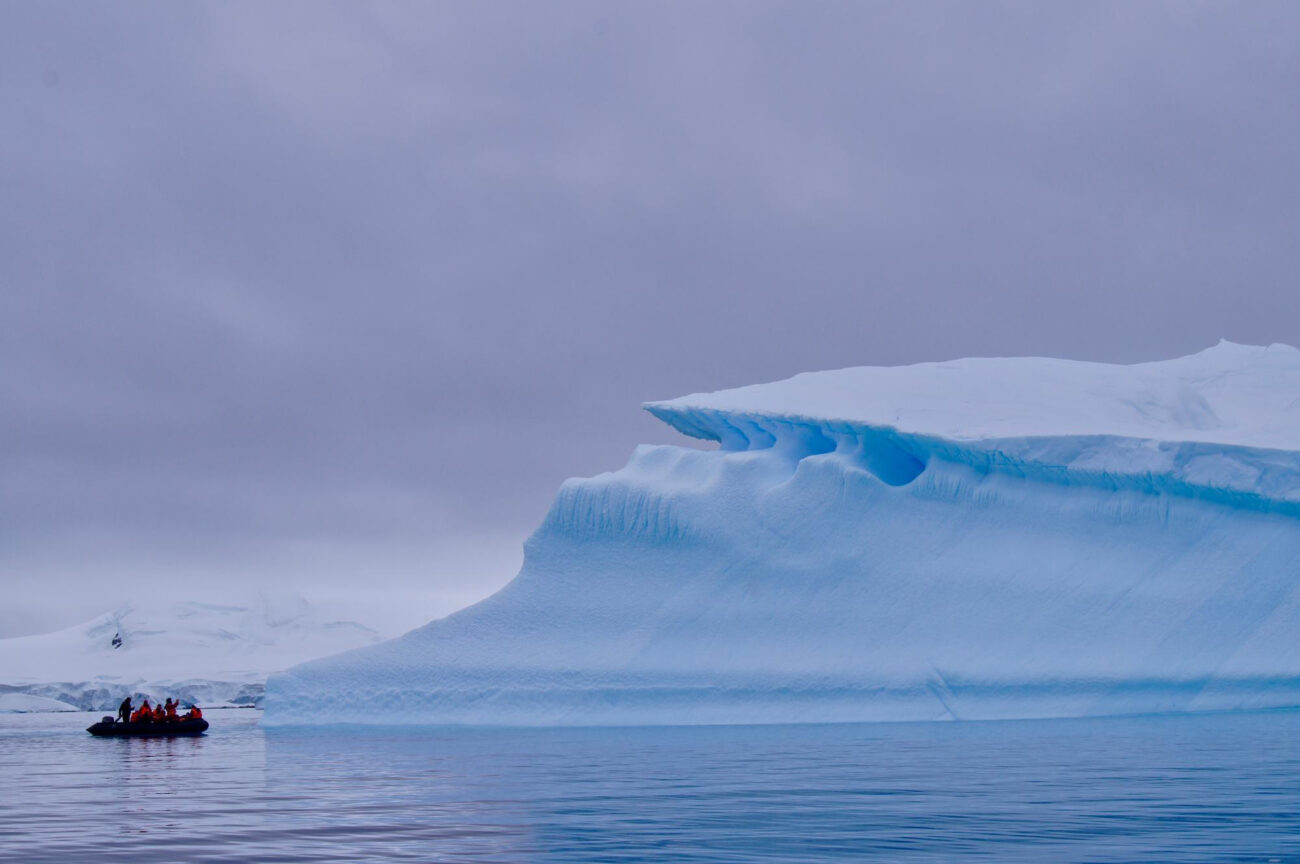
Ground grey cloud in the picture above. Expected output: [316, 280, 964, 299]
[3, 1, 1299, 634]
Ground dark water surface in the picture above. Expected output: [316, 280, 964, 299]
[3, 708, 1300, 862]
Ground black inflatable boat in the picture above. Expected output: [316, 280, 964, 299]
[87, 718, 209, 737]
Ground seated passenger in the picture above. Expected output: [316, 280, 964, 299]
[132, 699, 152, 723]
[152, 702, 166, 722]
[184, 704, 203, 721]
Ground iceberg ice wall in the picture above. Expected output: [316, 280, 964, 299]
[265, 342, 1300, 725]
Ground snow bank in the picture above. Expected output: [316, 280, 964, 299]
[0, 595, 383, 711]
[266, 343, 1300, 726]
[0, 693, 78, 713]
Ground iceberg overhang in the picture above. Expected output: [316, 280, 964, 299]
[643, 405, 1300, 517]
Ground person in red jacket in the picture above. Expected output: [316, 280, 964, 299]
[183, 704, 203, 721]
[164, 698, 178, 721]
[132, 699, 152, 723]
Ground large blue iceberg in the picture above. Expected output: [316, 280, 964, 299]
[265, 342, 1300, 725]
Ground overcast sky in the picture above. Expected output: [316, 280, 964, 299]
[3, 1, 1298, 636]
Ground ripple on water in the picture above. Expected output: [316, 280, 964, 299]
[2, 708, 1300, 862]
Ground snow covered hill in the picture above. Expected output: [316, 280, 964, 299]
[266, 342, 1300, 726]
[0, 693, 78, 713]
[0, 595, 384, 711]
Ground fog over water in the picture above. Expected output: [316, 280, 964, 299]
[3, 2, 1300, 635]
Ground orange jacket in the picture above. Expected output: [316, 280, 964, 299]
[190, 706, 203, 719]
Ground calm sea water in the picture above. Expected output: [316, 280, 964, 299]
[2, 708, 1299, 863]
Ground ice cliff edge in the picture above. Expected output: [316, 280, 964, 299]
[266, 342, 1300, 725]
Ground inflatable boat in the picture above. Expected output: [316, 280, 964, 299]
[87, 717, 209, 737]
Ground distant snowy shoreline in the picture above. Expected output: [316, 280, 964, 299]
[0, 595, 385, 712]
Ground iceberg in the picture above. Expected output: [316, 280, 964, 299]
[265, 342, 1300, 726]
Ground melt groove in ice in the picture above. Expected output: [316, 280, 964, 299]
[266, 342, 1300, 726]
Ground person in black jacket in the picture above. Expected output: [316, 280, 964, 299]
[117, 696, 132, 724]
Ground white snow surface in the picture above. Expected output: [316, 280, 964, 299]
[652, 340, 1300, 449]
[0, 693, 78, 713]
[266, 343, 1300, 726]
[0, 595, 383, 711]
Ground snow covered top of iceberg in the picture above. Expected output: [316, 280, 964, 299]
[647, 341, 1300, 451]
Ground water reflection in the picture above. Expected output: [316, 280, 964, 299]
[3, 709, 1300, 862]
